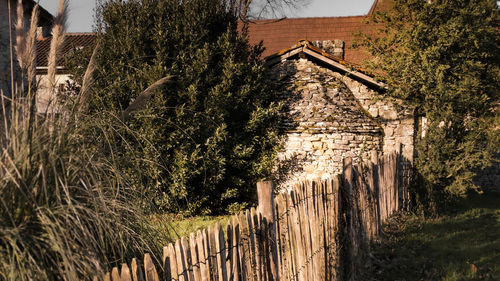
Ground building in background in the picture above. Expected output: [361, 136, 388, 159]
[0, 0, 53, 96]
[268, 40, 414, 184]
[25, 0, 496, 191]
[247, 0, 413, 183]
[35, 32, 95, 112]
[248, 0, 391, 64]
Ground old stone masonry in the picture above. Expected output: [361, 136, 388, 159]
[269, 42, 414, 185]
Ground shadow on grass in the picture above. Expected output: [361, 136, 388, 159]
[364, 193, 500, 281]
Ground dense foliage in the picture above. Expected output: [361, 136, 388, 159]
[73, 0, 284, 215]
[0, 92, 164, 281]
[359, 0, 500, 211]
[0, 1, 170, 279]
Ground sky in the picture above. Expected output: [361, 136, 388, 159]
[38, 0, 376, 33]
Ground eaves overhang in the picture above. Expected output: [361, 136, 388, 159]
[264, 40, 386, 90]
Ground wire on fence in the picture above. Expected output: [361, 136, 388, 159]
[98, 152, 409, 281]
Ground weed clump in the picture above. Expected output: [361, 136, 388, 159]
[0, 1, 163, 279]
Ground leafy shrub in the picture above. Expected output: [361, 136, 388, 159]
[358, 0, 500, 212]
[72, 0, 285, 215]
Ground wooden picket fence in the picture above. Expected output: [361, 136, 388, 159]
[95, 151, 410, 281]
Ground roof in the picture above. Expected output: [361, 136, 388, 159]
[23, 0, 54, 26]
[36, 33, 96, 69]
[266, 40, 385, 89]
[34, 0, 393, 72]
[368, 0, 394, 15]
[247, 0, 391, 64]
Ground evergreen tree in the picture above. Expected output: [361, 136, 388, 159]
[72, 0, 284, 215]
[359, 0, 500, 211]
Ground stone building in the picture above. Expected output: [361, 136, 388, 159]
[267, 40, 414, 183]
[25, 0, 497, 191]
[247, 0, 497, 191]
[0, 0, 95, 112]
[244, 0, 415, 183]
[0, 0, 53, 96]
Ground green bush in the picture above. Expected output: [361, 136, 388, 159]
[358, 0, 500, 212]
[73, 0, 285, 215]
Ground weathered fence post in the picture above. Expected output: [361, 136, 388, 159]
[257, 181, 279, 281]
[342, 157, 355, 280]
[371, 150, 381, 234]
[344, 158, 353, 191]
[395, 142, 402, 211]
[257, 181, 274, 222]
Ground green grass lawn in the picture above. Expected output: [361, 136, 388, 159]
[149, 194, 499, 281]
[149, 214, 231, 242]
[364, 193, 500, 281]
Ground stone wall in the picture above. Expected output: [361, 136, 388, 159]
[273, 57, 414, 185]
[340, 70, 415, 162]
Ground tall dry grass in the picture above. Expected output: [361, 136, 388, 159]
[14, 0, 26, 70]
[0, 94, 160, 280]
[14, 0, 38, 91]
[0, 1, 166, 280]
[47, 0, 68, 96]
[24, 5, 39, 88]
[77, 41, 99, 113]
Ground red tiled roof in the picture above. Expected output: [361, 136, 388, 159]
[35, 1, 392, 69]
[36, 33, 96, 68]
[265, 40, 385, 89]
[247, 0, 391, 65]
